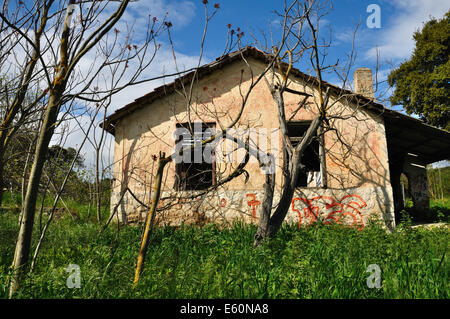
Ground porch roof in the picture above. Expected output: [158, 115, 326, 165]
[383, 110, 450, 165]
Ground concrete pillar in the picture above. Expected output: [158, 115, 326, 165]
[403, 155, 430, 211]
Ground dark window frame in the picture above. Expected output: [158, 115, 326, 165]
[174, 122, 216, 191]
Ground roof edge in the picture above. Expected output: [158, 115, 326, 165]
[100, 46, 449, 142]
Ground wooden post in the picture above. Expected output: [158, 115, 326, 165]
[133, 152, 170, 287]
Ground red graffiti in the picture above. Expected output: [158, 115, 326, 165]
[220, 197, 227, 207]
[291, 194, 367, 231]
[246, 193, 260, 219]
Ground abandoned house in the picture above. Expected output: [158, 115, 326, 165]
[101, 46, 450, 230]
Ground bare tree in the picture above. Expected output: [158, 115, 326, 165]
[4, 0, 168, 297]
[30, 106, 99, 273]
[252, 0, 374, 245]
[253, 1, 329, 245]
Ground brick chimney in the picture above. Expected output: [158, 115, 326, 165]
[353, 68, 374, 98]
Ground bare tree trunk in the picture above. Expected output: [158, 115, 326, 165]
[254, 116, 321, 246]
[9, 90, 64, 297]
[0, 153, 4, 207]
[438, 167, 444, 200]
[254, 171, 275, 246]
[95, 107, 108, 223]
[21, 139, 35, 203]
[319, 124, 327, 188]
[9, 0, 78, 296]
[87, 182, 92, 222]
[95, 149, 102, 222]
[18, 129, 40, 226]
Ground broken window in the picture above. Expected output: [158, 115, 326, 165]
[174, 122, 216, 191]
[287, 121, 322, 187]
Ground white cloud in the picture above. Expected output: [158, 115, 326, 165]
[106, 46, 202, 114]
[118, 0, 196, 34]
[365, 0, 449, 61]
[334, 28, 357, 44]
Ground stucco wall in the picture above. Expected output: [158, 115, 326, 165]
[110, 58, 395, 229]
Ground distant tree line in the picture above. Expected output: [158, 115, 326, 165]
[0, 119, 111, 207]
[427, 165, 450, 200]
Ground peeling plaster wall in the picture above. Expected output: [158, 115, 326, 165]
[110, 58, 395, 229]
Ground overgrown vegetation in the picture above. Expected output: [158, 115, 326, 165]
[0, 206, 448, 299]
[396, 165, 450, 223]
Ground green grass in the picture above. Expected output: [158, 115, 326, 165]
[0, 190, 109, 223]
[401, 198, 450, 223]
[0, 207, 448, 299]
[430, 198, 450, 220]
